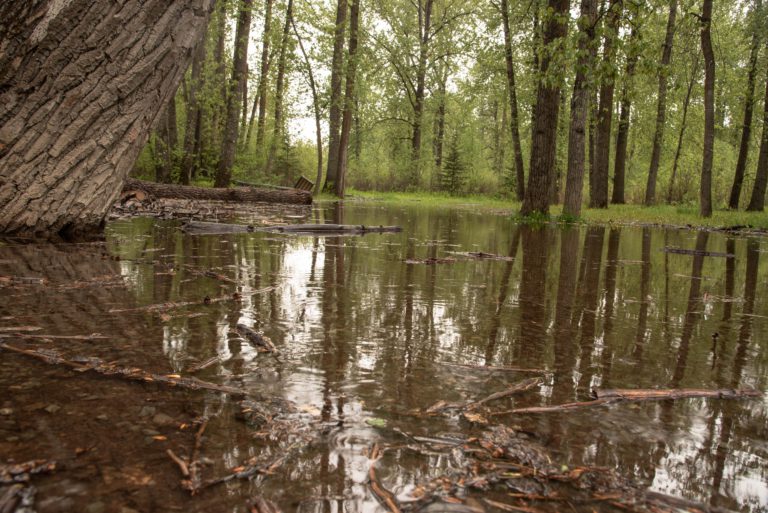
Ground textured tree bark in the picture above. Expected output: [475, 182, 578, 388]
[324, 0, 348, 192]
[122, 178, 312, 205]
[589, 0, 621, 209]
[214, 0, 252, 188]
[563, 0, 599, 218]
[501, 0, 526, 201]
[180, 40, 206, 185]
[0, 0, 215, 239]
[335, 0, 360, 198]
[264, 0, 294, 175]
[645, 0, 678, 205]
[729, 0, 762, 209]
[520, 0, 570, 216]
[746, 56, 768, 211]
[699, 0, 714, 218]
[250, 0, 273, 154]
[611, 22, 638, 205]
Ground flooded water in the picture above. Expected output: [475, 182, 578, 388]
[1, 201, 767, 513]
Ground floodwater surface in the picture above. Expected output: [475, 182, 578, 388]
[1, 201, 766, 513]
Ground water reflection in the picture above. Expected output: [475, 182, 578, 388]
[1, 203, 766, 512]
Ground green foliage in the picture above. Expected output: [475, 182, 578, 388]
[439, 134, 466, 195]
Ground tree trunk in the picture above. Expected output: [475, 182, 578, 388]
[156, 99, 178, 184]
[251, 0, 274, 154]
[520, 0, 570, 216]
[746, 52, 768, 211]
[433, 66, 448, 172]
[122, 178, 311, 205]
[291, 18, 324, 196]
[728, 0, 762, 209]
[563, 0, 599, 217]
[180, 39, 206, 185]
[611, 22, 638, 205]
[0, 0, 215, 239]
[667, 56, 698, 203]
[265, 0, 294, 175]
[324, 0, 348, 192]
[501, 0, 527, 201]
[410, 0, 435, 185]
[336, 0, 361, 198]
[699, 0, 714, 218]
[590, 0, 621, 209]
[214, 0, 252, 188]
[645, 0, 678, 205]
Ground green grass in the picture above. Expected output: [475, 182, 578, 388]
[333, 190, 768, 231]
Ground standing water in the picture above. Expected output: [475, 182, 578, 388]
[1, 201, 766, 513]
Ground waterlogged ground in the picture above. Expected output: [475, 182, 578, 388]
[1, 200, 767, 513]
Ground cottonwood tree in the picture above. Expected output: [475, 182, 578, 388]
[699, 0, 714, 217]
[0, 0, 214, 238]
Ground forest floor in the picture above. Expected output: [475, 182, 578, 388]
[343, 190, 768, 232]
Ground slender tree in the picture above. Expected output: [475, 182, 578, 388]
[215, 0, 253, 188]
[645, 0, 678, 205]
[155, 99, 178, 184]
[500, 0, 527, 201]
[336, 0, 361, 197]
[590, 0, 621, 208]
[410, 0, 435, 184]
[291, 17, 323, 195]
[563, 0, 599, 217]
[324, 0, 348, 191]
[247, 0, 274, 152]
[265, 0, 294, 175]
[699, 0, 714, 217]
[667, 55, 699, 203]
[180, 40, 206, 185]
[611, 20, 639, 205]
[520, 0, 570, 216]
[746, 50, 768, 211]
[728, 0, 763, 209]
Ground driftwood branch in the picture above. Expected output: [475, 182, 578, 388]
[664, 247, 735, 258]
[236, 324, 279, 354]
[427, 378, 543, 414]
[367, 445, 400, 513]
[0, 343, 247, 397]
[182, 220, 402, 236]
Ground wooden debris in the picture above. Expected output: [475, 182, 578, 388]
[236, 324, 279, 354]
[250, 496, 283, 513]
[122, 178, 312, 205]
[0, 343, 247, 397]
[0, 460, 56, 485]
[184, 417, 209, 495]
[186, 356, 220, 373]
[427, 378, 543, 414]
[166, 449, 190, 478]
[448, 251, 516, 261]
[482, 499, 544, 513]
[367, 444, 400, 513]
[182, 265, 237, 285]
[182, 220, 402, 236]
[492, 398, 616, 415]
[404, 257, 456, 265]
[443, 363, 549, 375]
[664, 247, 735, 258]
[594, 388, 761, 401]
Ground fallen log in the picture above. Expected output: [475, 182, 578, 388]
[122, 178, 312, 205]
[182, 220, 402, 236]
[664, 247, 734, 258]
[0, 343, 247, 397]
[235, 324, 279, 355]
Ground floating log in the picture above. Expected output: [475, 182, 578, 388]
[236, 324, 279, 355]
[664, 247, 735, 258]
[122, 178, 312, 205]
[182, 220, 402, 236]
[0, 343, 247, 397]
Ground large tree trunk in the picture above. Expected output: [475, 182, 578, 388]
[324, 0, 348, 192]
[264, 0, 294, 175]
[180, 39, 206, 185]
[645, 0, 678, 205]
[122, 178, 312, 205]
[667, 56, 698, 203]
[728, 0, 762, 209]
[589, 0, 621, 209]
[291, 18, 324, 196]
[611, 22, 638, 205]
[250, 0, 274, 155]
[410, 0, 434, 185]
[746, 53, 768, 211]
[0, 0, 214, 239]
[214, 0, 252, 188]
[699, 0, 714, 218]
[501, 0, 527, 201]
[335, 0, 360, 198]
[563, 0, 599, 217]
[520, 0, 570, 216]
